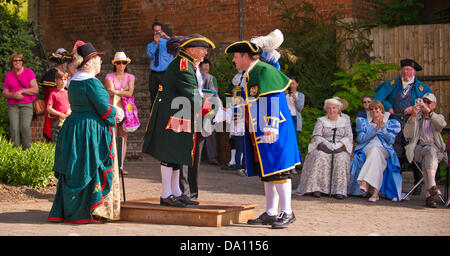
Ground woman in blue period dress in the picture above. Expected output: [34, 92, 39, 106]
[348, 100, 402, 202]
[48, 43, 122, 224]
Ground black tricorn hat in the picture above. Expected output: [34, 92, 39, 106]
[76, 42, 105, 68]
[225, 41, 261, 55]
[167, 34, 215, 56]
[181, 34, 215, 49]
[400, 59, 422, 71]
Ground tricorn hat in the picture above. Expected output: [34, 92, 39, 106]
[167, 34, 215, 56]
[180, 34, 215, 49]
[48, 48, 72, 64]
[400, 59, 422, 71]
[225, 41, 261, 55]
[76, 42, 104, 68]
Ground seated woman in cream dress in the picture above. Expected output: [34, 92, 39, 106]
[294, 97, 353, 199]
[348, 100, 402, 202]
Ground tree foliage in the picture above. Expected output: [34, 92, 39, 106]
[331, 60, 400, 117]
[277, 0, 342, 109]
[372, 0, 425, 27]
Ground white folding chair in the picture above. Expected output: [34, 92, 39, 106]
[401, 161, 445, 204]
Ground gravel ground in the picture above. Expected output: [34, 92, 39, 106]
[0, 156, 449, 236]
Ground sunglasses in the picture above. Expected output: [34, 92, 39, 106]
[114, 61, 128, 65]
[12, 59, 23, 62]
[423, 99, 432, 104]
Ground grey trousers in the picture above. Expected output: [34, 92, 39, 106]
[7, 103, 33, 149]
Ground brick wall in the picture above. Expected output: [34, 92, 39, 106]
[30, 114, 46, 142]
[28, 0, 379, 161]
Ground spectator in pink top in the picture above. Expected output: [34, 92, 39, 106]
[2, 52, 39, 149]
[104, 52, 135, 174]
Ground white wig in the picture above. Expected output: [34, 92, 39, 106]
[250, 29, 284, 62]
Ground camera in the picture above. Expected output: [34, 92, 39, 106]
[155, 31, 161, 36]
[415, 98, 422, 105]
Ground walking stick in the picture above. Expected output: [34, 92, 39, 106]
[329, 128, 337, 198]
[117, 136, 126, 202]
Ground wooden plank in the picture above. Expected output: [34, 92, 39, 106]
[120, 198, 257, 227]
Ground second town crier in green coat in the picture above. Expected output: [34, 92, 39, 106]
[142, 34, 215, 207]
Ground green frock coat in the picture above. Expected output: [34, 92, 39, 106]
[142, 50, 205, 166]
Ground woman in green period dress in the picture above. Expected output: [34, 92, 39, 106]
[48, 42, 122, 224]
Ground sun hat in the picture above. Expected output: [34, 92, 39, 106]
[112, 52, 131, 65]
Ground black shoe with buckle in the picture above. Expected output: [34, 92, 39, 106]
[222, 164, 238, 170]
[176, 195, 199, 205]
[247, 212, 277, 225]
[271, 212, 296, 229]
[160, 195, 186, 207]
[426, 196, 437, 208]
[428, 185, 441, 197]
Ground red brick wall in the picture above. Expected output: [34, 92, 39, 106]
[30, 0, 379, 159]
[35, 0, 378, 51]
[30, 114, 46, 142]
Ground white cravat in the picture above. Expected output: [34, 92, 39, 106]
[401, 75, 415, 93]
[195, 64, 203, 97]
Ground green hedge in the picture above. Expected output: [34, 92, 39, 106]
[0, 136, 55, 188]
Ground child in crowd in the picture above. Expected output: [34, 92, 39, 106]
[46, 70, 71, 142]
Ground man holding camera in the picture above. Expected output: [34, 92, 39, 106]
[404, 93, 447, 208]
[147, 21, 173, 108]
[374, 59, 432, 194]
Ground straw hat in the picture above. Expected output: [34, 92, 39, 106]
[333, 97, 348, 111]
[112, 52, 131, 65]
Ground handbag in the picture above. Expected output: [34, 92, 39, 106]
[33, 99, 46, 115]
[121, 96, 140, 132]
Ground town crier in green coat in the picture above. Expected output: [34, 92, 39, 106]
[142, 34, 215, 207]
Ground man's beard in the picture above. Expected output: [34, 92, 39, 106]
[401, 75, 415, 88]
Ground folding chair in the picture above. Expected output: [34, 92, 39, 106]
[117, 136, 127, 202]
[401, 161, 445, 204]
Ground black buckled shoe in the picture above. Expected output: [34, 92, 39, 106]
[359, 188, 368, 198]
[160, 195, 186, 207]
[222, 164, 237, 170]
[426, 196, 437, 208]
[271, 212, 296, 229]
[176, 195, 199, 205]
[247, 212, 277, 225]
[428, 185, 441, 197]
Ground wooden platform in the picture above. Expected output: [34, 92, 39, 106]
[120, 198, 257, 227]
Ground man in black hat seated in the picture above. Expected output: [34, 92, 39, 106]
[374, 59, 432, 195]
